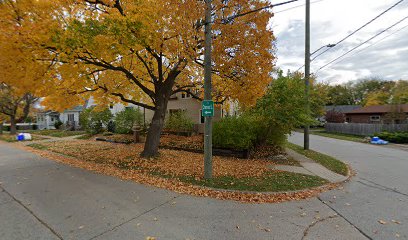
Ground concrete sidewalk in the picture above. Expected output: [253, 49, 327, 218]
[270, 149, 348, 183]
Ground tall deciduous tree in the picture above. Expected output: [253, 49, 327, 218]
[0, 84, 39, 134]
[365, 80, 408, 106]
[43, 0, 275, 157]
[0, 0, 57, 134]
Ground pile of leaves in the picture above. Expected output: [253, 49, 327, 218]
[96, 134, 138, 144]
[160, 134, 203, 151]
[31, 140, 271, 178]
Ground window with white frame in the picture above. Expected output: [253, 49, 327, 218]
[370, 115, 381, 122]
[68, 114, 75, 122]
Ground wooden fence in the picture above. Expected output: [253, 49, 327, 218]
[325, 123, 408, 136]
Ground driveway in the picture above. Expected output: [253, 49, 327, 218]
[0, 134, 406, 239]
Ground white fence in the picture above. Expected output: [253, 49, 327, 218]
[325, 123, 408, 136]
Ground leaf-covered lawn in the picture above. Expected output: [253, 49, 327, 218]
[28, 140, 327, 192]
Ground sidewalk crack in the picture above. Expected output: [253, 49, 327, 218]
[358, 178, 408, 197]
[317, 197, 372, 240]
[301, 214, 338, 240]
[0, 185, 63, 240]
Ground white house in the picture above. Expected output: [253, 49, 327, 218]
[59, 105, 84, 130]
[36, 111, 60, 130]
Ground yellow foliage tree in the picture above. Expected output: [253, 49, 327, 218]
[0, 0, 58, 134]
[40, 0, 275, 157]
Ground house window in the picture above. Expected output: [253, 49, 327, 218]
[181, 92, 192, 99]
[68, 114, 75, 122]
[199, 110, 205, 124]
[370, 115, 381, 122]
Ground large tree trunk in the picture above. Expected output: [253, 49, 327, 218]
[10, 115, 17, 135]
[0, 121, 3, 135]
[141, 98, 169, 158]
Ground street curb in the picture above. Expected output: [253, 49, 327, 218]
[10, 141, 352, 204]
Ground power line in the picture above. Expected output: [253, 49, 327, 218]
[275, 0, 326, 14]
[334, 23, 408, 65]
[310, 0, 405, 61]
[222, 0, 300, 23]
[316, 15, 408, 72]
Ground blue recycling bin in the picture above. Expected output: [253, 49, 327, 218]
[17, 134, 24, 141]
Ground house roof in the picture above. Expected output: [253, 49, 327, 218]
[345, 104, 408, 114]
[37, 110, 60, 115]
[64, 105, 84, 112]
[325, 105, 362, 113]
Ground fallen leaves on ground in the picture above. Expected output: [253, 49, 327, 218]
[378, 220, 387, 225]
[32, 140, 272, 178]
[22, 140, 341, 203]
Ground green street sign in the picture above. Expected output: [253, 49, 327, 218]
[202, 100, 214, 117]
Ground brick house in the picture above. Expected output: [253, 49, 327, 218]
[344, 104, 408, 124]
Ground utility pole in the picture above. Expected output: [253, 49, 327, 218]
[304, 0, 311, 150]
[203, 0, 213, 179]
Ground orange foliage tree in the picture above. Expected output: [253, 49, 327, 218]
[39, 0, 275, 157]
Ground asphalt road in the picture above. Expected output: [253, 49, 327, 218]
[289, 132, 408, 240]
[0, 133, 406, 240]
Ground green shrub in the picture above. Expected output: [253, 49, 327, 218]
[213, 115, 260, 150]
[376, 131, 408, 144]
[79, 107, 113, 134]
[165, 111, 194, 132]
[54, 120, 63, 129]
[213, 113, 289, 150]
[107, 121, 116, 133]
[114, 108, 143, 134]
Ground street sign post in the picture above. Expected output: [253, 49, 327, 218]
[202, 100, 214, 117]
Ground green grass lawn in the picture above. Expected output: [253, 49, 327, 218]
[286, 142, 349, 176]
[178, 172, 327, 192]
[23, 130, 86, 138]
[309, 129, 366, 143]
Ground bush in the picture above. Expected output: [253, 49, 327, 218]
[165, 111, 194, 132]
[376, 131, 408, 144]
[54, 120, 63, 129]
[107, 121, 116, 133]
[213, 115, 261, 150]
[114, 108, 143, 134]
[79, 107, 113, 134]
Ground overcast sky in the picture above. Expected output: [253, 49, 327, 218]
[269, 0, 408, 84]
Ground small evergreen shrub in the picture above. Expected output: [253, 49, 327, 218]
[376, 131, 408, 144]
[54, 120, 63, 129]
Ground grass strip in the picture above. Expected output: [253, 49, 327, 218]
[286, 142, 348, 176]
[178, 172, 327, 192]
